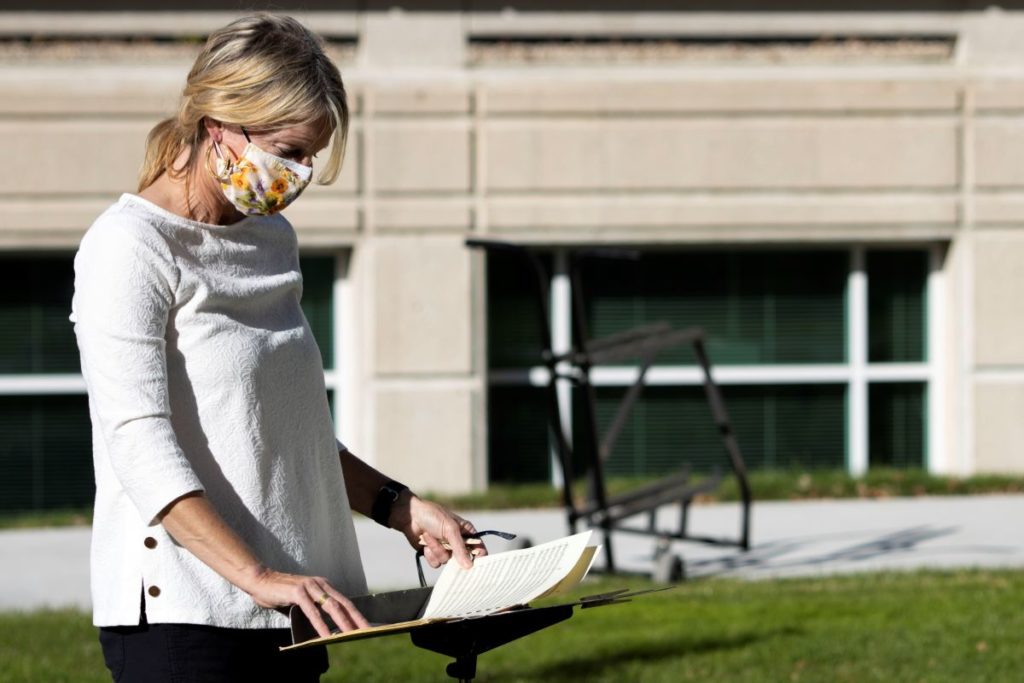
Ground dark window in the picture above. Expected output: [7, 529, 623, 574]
[578, 250, 848, 365]
[869, 382, 927, 468]
[0, 255, 79, 374]
[487, 251, 553, 368]
[868, 251, 928, 363]
[575, 384, 847, 478]
[299, 256, 334, 370]
[0, 394, 93, 512]
[487, 385, 551, 483]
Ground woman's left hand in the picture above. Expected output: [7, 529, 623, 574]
[389, 493, 487, 569]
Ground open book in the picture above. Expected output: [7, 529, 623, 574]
[286, 530, 600, 648]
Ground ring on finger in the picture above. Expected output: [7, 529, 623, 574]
[315, 592, 330, 606]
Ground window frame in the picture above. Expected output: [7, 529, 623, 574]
[486, 243, 944, 482]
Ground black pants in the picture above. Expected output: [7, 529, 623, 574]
[98, 600, 329, 683]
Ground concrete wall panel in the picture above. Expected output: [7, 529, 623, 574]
[973, 382, 1024, 474]
[360, 12, 464, 69]
[281, 199, 360, 246]
[975, 80, 1024, 112]
[376, 199, 473, 232]
[975, 194, 1024, 225]
[374, 237, 472, 375]
[301, 126, 362, 196]
[485, 80, 958, 115]
[975, 119, 1024, 188]
[974, 232, 1024, 366]
[486, 119, 959, 192]
[3, 119, 359, 198]
[0, 66, 182, 115]
[374, 387, 475, 493]
[488, 195, 959, 233]
[373, 122, 471, 194]
[3, 120, 151, 195]
[374, 86, 470, 114]
[0, 198, 114, 249]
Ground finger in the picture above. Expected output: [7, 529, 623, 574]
[442, 519, 474, 570]
[296, 588, 333, 638]
[318, 594, 355, 633]
[318, 580, 370, 631]
[421, 533, 451, 568]
[416, 533, 445, 568]
[457, 518, 488, 558]
[457, 517, 478, 536]
[423, 544, 453, 569]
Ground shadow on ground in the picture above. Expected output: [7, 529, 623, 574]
[500, 628, 802, 681]
[663, 525, 1021, 579]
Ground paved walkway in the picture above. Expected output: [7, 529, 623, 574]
[3, 495, 1023, 611]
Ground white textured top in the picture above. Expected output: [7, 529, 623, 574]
[71, 194, 367, 629]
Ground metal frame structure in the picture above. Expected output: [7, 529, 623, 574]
[468, 238, 752, 575]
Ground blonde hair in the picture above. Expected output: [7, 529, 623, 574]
[138, 13, 348, 192]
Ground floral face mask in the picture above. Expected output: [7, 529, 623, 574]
[211, 127, 313, 216]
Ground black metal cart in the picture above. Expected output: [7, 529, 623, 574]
[467, 238, 753, 580]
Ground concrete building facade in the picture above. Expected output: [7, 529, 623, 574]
[2, 3, 1024, 503]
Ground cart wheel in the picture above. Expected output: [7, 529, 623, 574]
[652, 553, 685, 583]
[507, 536, 533, 551]
[653, 536, 672, 560]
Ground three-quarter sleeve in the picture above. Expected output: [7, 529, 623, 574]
[72, 218, 204, 525]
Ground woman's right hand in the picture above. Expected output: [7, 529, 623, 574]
[157, 493, 367, 638]
[245, 568, 370, 638]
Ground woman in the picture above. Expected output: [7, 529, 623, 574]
[71, 14, 483, 682]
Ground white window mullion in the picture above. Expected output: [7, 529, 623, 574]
[550, 250, 572, 488]
[863, 364, 932, 382]
[849, 247, 869, 476]
[334, 251, 359, 455]
[927, 243, 945, 474]
[0, 374, 86, 395]
[491, 362, 929, 387]
[593, 364, 855, 385]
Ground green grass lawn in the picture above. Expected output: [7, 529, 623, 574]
[3, 569, 1022, 682]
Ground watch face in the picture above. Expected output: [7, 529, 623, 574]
[384, 482, 407, 500]
[380, 483, 404, 506]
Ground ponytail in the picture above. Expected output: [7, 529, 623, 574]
[137, 117, 201, 192]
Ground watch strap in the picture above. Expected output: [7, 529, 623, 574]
[371, 479, 408, 528]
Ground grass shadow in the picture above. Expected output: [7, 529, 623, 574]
[499, 627, 802, 681]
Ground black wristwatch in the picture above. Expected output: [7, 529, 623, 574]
[371, 479, 408, 528]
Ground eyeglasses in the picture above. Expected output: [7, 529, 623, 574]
[415, 530, 517, 588]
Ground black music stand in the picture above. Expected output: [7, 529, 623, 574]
[287, 586, 660, 682]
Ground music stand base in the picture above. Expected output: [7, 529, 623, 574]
[411, 604, 575, 682]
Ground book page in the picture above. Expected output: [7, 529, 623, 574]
[421, 530, 594, 620]
[538, 544, 600, 600]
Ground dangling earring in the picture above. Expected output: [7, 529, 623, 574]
[205, 138, 232, 181]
